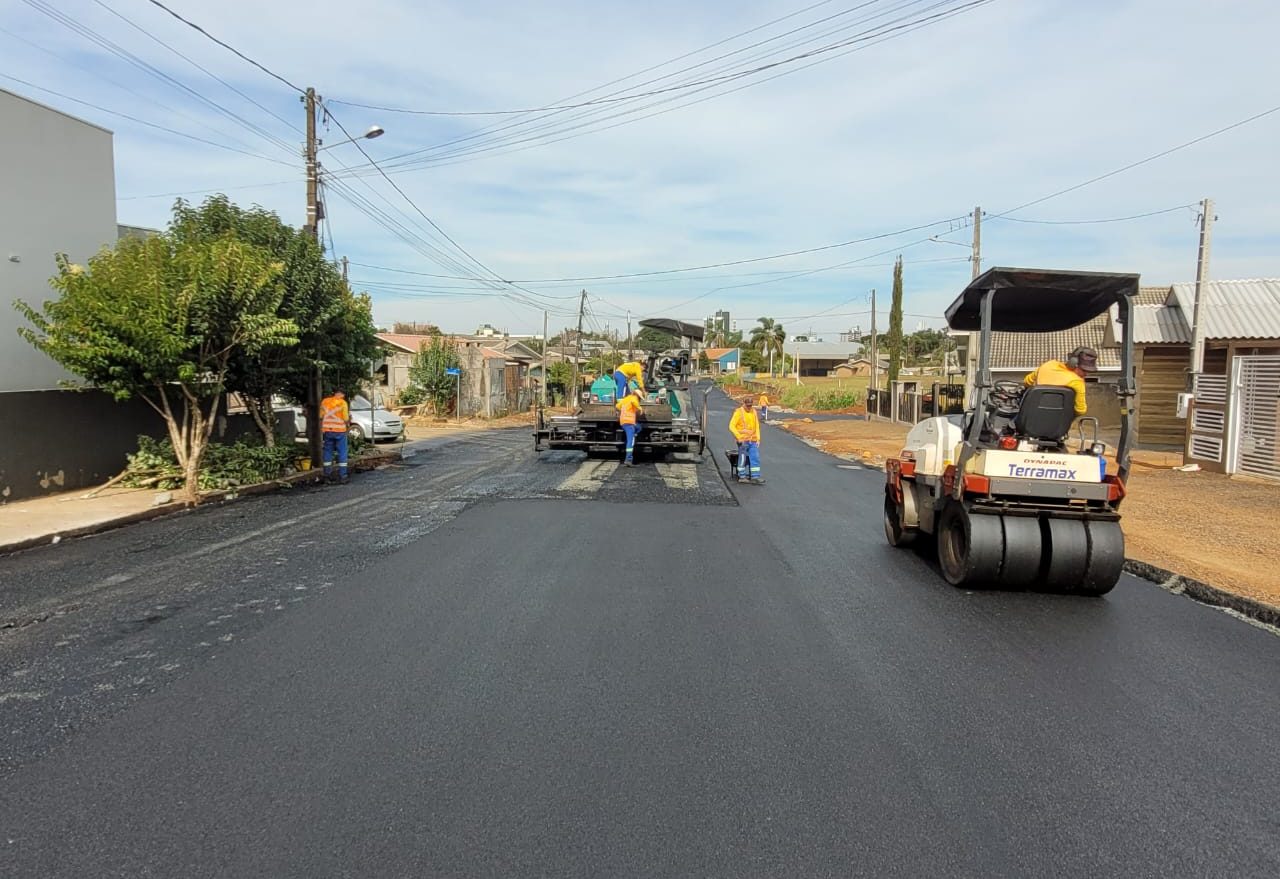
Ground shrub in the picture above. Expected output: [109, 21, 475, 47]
[397, 385, 428, 406]
[123, 436, 297, 492]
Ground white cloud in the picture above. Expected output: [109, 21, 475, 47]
[2, 0, 1277, 336]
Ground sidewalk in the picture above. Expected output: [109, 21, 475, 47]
[0, 445, 405, 555]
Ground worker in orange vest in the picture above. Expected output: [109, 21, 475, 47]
[729, 395, 764, 484]
[616, 388, 644, 466]
[319, 390, 350, 484]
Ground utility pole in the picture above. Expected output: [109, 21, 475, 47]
[571, 289, 587, 405]
[1189, 197, 1215, 384]
[540, 310, 548, 408]
[626, 310, 633, 361]
[303, 86, 323, 470]
[971, 205, 982, 280]
[341, 255, 349, 283]
[869, 287, 878, 401]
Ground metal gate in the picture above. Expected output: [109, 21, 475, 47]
[1187, 374, 1228, 466]
[1229, 355, 1280, 481]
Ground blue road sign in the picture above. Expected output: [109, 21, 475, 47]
[445, 367, 461, 376]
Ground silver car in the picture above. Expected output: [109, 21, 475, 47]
[290, 394, 404, 443]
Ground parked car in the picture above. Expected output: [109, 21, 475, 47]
[287, 394, 405, 443]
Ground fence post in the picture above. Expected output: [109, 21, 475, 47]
[890, 381, 900, 423]
[931, 382, 941, 417]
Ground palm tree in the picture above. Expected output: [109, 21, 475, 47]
[749, 317, 787, 373]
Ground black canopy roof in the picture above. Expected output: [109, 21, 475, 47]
[945, 268, 1140, 332]
[638, 317, 705, 342]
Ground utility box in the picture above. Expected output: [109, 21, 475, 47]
[1176, 392, 1192, 419]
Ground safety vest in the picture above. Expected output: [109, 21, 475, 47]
[320, 396, 348, 433]
[617, 396, 641, 425]
[730, 406, 760, 442]
[758, 394, 770, 406]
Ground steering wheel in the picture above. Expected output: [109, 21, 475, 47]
[987, 380, 1025, 414]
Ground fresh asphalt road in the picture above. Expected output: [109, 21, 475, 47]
[2, 390, 1278, 877]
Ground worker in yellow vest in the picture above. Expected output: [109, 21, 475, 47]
[729, 395, 764, 484]
[758, 392, 771, 423]
[319, 390, 350, 484]
[613, 360, 646, 401]
[616, 388, 643, 466]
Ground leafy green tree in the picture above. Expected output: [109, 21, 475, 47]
[887, 255, 905, 384]
[635, 326, 678, 354]
[408, 334, 461, 416]
[168, 196, 377, 445]
[698, 351, 711, 371]
[749, 317, 786, 369]
[547, 361, 574, 404]
[17, 234, 295, 503]
[741, 347, 767, 372]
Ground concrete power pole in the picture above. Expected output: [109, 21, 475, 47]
[571, 289, 587, 404]
[303, 86, 323, 469]
[540, 310, 548, 407]
[971, 205, 982, 280]
[869, 288, 878, 401]
[1189, 197, 1215, 383]
[964, 206, 983, 407]
[341, 255, 349, 283]
[626, 310, 633, 361]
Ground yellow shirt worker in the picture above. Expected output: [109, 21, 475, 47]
[1023, 346, 1097, 416]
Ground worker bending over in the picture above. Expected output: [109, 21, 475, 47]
[730, 395, 765, 484]
[613, 360, 646, 402]
[1024, 345, 1097, 416]
[616, 388, 643, 466]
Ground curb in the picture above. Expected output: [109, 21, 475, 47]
[1122, 559, 1280, 629]
[0, 448, 403, 557]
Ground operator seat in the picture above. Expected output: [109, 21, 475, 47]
[1014, 386, 1076, 444]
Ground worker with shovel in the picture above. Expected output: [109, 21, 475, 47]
[730, 395, 765, 484]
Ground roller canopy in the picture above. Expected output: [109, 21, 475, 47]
[638, 317, 705, 342]
[946, 268, 1140, 332]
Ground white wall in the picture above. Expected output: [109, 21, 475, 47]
[1, 88, 117, 392]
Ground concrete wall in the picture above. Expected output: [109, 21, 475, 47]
[0, 389, 162, 501]
[1, 88, 118, 392]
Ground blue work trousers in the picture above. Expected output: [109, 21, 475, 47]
[323, 431, 348, 478]
[613, 370, 630, 401]
[623, 423, 639, 463]
[737, 441, 761, 478]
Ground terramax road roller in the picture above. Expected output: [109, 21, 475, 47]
[883, 268, 1138, 595]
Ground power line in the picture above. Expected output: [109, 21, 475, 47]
[20, 0, 297, 157]
[333, 0, 995, 176]
[93, 0, 301, 134]
[990, 103, 1280, 219]
[990, 204, 1197, 225]
[118, 179, 299, 201]
[142, 0, 304, 94]
[0, 72, 294, 165]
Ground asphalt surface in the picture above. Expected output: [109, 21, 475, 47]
[2, 389, 1278, 877]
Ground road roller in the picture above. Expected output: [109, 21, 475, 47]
[883, 268, 1138, 595]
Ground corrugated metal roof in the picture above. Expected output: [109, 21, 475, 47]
[1131, 304, 1190, 344]
[988, 314, 1119, 371]
[1170, 279, 1280, 340]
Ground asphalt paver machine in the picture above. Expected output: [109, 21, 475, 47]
[883, 268, 1139, 595]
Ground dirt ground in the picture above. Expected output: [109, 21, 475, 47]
[780, 417, 1280, 608]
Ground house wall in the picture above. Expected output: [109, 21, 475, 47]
[1135, 345, 1190, 447]
[1, 89, 118, 393]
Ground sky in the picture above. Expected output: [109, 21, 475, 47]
[2, 0, 1278, 339]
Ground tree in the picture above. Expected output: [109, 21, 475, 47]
[17, 234, 295, 503]
[740, 347, 768, 372]
[698, 351, 711, 371]
[168, 196, 377, 445]
[392, 321, 441, 335]
[887, 255, 905, 384]
[408, 334, 461, 416]
[635, 326, 677, 354]
[749, 317, 786, 370]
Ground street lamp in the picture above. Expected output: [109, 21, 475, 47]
[318, 125, 385, 151]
